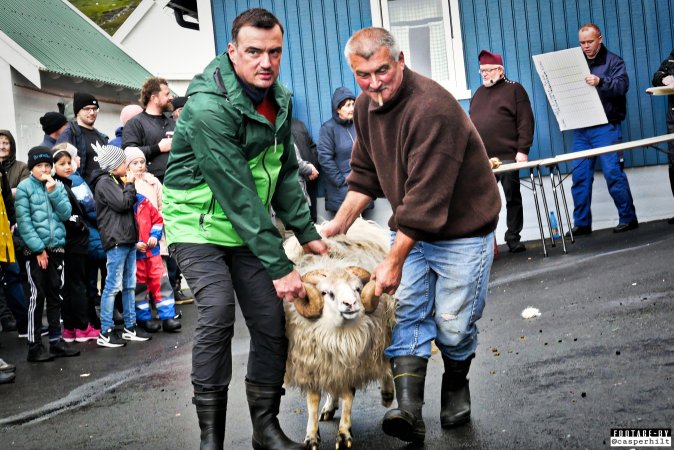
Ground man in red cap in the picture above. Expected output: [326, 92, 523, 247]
[470, 49, 535, 252]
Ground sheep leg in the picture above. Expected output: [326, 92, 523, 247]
[336, 389, 355, 449]
[319, 393, 339, 421]
[304, 390, 321, 450]
[380, 370, 394, 407]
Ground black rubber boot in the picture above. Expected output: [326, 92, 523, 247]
[27, 340, 54, 363]
[381, 356, 427, 443]
[245, 381, 304, 450]
[193, 390, 228, 450]
[440, 353, 473, 428]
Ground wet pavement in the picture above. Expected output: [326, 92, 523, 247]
[0, 220, 673, 449]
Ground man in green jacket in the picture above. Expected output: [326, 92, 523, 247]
[162, 8, 326, 450]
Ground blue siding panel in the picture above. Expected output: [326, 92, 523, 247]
[210, 0, 673, 171]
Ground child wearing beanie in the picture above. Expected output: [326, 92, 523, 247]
[90, 143, 151, 347]
[124, 148, 180, 333]
[15, 146, 79, 362]
[52, 144, 100, 343]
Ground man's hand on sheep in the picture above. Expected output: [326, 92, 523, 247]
[273, 269, 306, 302]
[302, 239, 329, 255]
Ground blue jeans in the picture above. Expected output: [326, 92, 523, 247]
[571, 123, 637, 226]
[100, 245, 136, 332]
[385, 232, 494, 362]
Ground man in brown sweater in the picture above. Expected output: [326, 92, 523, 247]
[470, 50, 535, 253]
[323, 28, 500, 443]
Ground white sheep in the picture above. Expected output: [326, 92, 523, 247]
[283, 219, 395, 449]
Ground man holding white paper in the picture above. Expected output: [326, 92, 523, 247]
[567, 23, 638, 236]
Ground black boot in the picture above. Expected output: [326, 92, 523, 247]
[193, 390, 228, 450]
[27, 340, 54, 362]
[245, 380, 304, 450]
[162, 318, 182, 332]
[440, 353, 473, 428]
[50, 339, 80, 358]
[382, 356, 427, 443]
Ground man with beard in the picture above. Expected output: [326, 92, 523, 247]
[123, 77, 175, 182]
[56, 92, 108, 185]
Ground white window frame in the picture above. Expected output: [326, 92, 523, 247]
[370, 0, 471, 99]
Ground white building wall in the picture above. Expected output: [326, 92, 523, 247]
[114, 1, 215, 95]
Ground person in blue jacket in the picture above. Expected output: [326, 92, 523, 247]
[567, 23, 638, 237]
[16, 146, 79, 362]
[318, 87, 373, 215]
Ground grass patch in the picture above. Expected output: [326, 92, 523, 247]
[70, 0, 141, 35]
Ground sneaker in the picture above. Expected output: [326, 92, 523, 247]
[97, 328, 126, 348]
[75, 325, 100, 343]
[122, 326, 151, 342]
[18, 327, 49, 339]
[174, 289, 194, 305]
[50, 339, 80, 358]
[0, 358, 16, 373]
[0, 371, 15, 384]
[63, 328, 76, 343]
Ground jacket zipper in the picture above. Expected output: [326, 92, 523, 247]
[199, 196, 216, 231]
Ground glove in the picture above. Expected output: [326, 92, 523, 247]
[68, 215, 83, 229]
[663, 75, 674, 87]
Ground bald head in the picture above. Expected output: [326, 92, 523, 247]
[120, 104, 143, 125]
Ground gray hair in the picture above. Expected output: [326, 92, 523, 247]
[344, 27, 401, 64]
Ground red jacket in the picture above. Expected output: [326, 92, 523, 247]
[133, 194, 163, 259]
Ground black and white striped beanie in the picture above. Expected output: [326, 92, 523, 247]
[92, 143, 126, 172]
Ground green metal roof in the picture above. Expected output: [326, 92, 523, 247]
[0, 0, 152, 90]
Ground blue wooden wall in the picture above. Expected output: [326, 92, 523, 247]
[210, 0, 673, 170]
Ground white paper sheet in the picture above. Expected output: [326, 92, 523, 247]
[532, 47, 608, 131]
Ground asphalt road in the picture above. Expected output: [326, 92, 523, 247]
[0, 220, 672, 449]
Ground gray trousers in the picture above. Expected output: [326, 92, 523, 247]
[171, 244, 288, 393]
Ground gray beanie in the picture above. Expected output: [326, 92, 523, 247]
[92, 142, 126, 172]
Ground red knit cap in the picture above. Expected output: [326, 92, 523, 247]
[478, 50, 503, 66]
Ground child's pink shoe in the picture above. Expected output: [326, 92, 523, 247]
[63, 329, 76, 343]
[76, 325, 101, 342]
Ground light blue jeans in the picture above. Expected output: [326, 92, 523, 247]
[100, 245, 137, 332]
[385, 232, 494, 362]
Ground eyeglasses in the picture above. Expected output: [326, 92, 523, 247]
[81, 107, 99, 113]
[478, 67, 500, 75]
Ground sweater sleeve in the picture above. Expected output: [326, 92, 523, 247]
[49, 184, 72, 221]
[515, 85, 535, 154]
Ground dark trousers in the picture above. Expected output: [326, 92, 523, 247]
[496, 166, 524, 245]
[171, 244, 288, 393]
[62, 253, 94, 331]
[0, 262, 28, 332]
[306, 179, 319, 223]
[26, 251, 64, 343]
[165, 255, 182, 292]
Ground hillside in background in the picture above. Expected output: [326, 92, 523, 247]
[70, 0, 141, 35]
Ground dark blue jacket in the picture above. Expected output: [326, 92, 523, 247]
[317, 87, 357, 212]
[586, 44, 629, 124]
[652, 49, 674, 122]
[108, 126, 123, 148]
[55, 120, 108, 184]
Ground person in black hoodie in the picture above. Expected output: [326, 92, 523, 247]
[90, 143, 151, 348]
[652, 49, 674, 223]
[52, 144, 99, 343]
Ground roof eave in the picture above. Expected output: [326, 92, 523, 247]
[0, 30, 44, 88]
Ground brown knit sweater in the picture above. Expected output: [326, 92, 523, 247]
[469, 78, 534, 161]
[347, 67, 500, 242]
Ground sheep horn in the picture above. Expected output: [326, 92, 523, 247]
[301, 269, 327, 285]
[360, 280, 380, 314]
[292, 282, 324, 319]
[345, 266, 371, 285]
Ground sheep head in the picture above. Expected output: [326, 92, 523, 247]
[292, 267, 380, 320]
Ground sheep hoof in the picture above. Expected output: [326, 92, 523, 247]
[381, 391, 394, 407]
[304, 435, 320, 450]
[336, 432, 353, 449]
[320, 409, 337, 421]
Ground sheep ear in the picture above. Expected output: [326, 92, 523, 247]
[345, 266, 371, 285]
[301, 269, 327, 285]
[292, 282, 324, 319]
[361, 280, 380, 314]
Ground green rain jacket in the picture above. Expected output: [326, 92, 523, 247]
[162, 54, 320, 279]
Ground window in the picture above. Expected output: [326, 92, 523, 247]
[370, 0, 470, 99]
